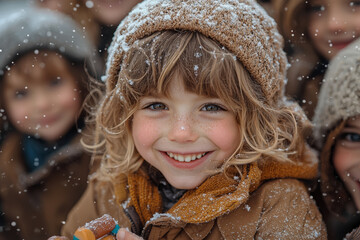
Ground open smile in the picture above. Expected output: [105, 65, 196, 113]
[161, 151, 212, 169]
[166, 152, 207, 162]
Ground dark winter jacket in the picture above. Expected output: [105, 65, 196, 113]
[0, 132, 92, 240]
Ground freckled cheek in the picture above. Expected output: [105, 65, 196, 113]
[204, 119, 240, 152]
[132, 115, 162, 149]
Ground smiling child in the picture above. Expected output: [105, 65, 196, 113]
[273, 0, 360, 119]
[0, 7, 98, 240]
[59, 1, 326, 239]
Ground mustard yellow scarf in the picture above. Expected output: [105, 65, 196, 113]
[118, 154, 317, 225]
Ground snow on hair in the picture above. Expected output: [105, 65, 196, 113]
[87, 31, 309, 181]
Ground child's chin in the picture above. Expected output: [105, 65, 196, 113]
[35, 131, 64, 142]
[165, 176, 205, 190]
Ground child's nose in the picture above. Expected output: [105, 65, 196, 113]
[168, 115, 198, 143]
[33, 92, 51, 110]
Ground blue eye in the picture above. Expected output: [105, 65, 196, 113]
[350, 1, 360, 7]
[308, 4, 325, 13]
[50, 77, 63, 87]
[145, 102, 168, 110]
[201, 104, 225, 112]
[15, 90, 28, 99]
[339, 132, 360, 142]
[337, 131, 360, 149]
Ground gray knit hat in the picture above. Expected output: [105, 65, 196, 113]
[105, 0, 287, 104]
[0, 7, 100, 76]
[313, 37, 360, 148]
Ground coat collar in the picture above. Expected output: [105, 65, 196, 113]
[0, 132, 84, 190]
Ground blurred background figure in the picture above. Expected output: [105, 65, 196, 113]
[35, 0, 99, 56]
[77, 0, 143, 63]
[0, 2, 27, 238]
[0, 7, 98, 240]
[313, 38, 360, 240]
[35, 0, 143, 75]
[272, 0, 360, 120]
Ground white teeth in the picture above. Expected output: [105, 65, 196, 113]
[166, 152, 206, 162]
[177, 155, 184, 162]
[185, 156, 191, 162]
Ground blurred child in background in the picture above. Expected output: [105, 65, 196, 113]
[273, 0, 360, 119]
[54, 0, 326, 239]
[36, 0, 99, 50]
[78, 0, 142, 54]
[0, 7, 98, 240]
[37, 0, 143, 75]
[313, 38, 360, 240]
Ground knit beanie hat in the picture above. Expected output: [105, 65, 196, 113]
[0, 7, 100, 77]
[105, 0, 287, 105]
[313, 38, 360, 148]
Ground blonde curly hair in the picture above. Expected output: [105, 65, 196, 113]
[86, 31, 310, 181]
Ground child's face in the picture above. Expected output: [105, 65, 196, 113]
[333, 116, 360, 209]
[307, 0, 360, 60]
[132, 76, 241, 190]
[2, 51, 82, 142]
[82, 0, 142, 26]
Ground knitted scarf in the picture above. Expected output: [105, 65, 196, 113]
[117, 149, 318, 225]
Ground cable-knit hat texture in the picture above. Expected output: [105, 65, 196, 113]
[106, 0, 287, 104]
[313, 38, 360, 148]
[0, 7, 99, 76]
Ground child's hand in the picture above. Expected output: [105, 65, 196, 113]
[116, 228, 143, 240]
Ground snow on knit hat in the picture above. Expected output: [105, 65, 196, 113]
[313, 37, 360, 148]
[0, 7, 100, 77]
[105, 0, 287, 104]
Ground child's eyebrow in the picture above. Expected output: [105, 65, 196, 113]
[345, 122, 360, 129]
[3, 77, 27, 89]
[146, 90, 168, 98]
[145, 93, 162, 98]
[344, 118, 360, 129]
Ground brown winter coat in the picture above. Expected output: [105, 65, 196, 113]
[62, 147, 327, 239]
[0, 132, 92, 240]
